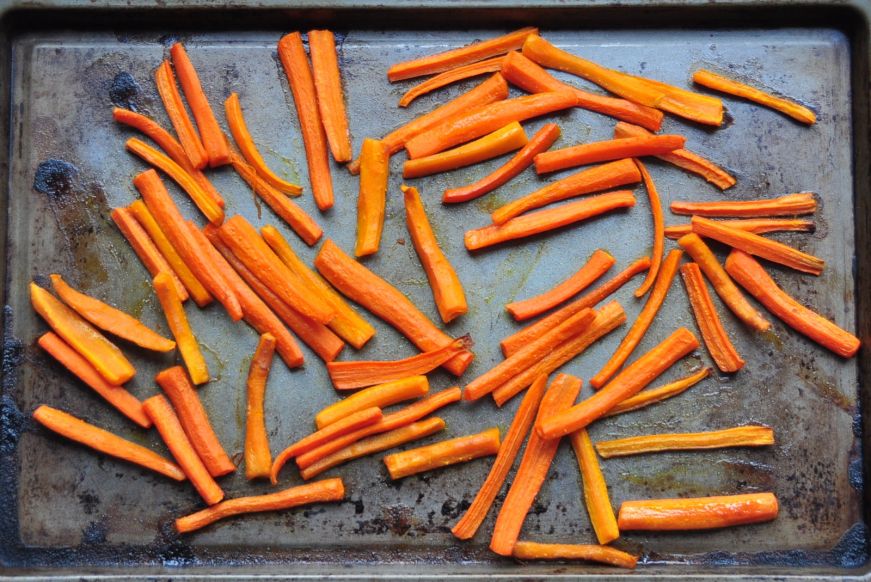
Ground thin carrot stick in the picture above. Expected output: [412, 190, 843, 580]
[315, 376, 429, 428]
[570, 429, 618, 544]
[355, 138, 390, 257]
[617, 492, 779, 531]
[153, 273, 209, 385]
[603, 367, 711, 417]
[633, 160, 664, 298]
[154, 60, 207, 170]
[693, 69, 816, 124]
[671, 193, 816, 218]
[245, 334, 275, 480]
[384, 427, 501, 480]
[309, 30, 352, 162]
[512, 542, 637, 568]
[535, 135, 684, 174]
[399, 57, 503, 108]
[595, 425, 774, 459]
[665, 218, 815, 239]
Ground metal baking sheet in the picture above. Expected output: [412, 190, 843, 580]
[0, 2, 869, 578]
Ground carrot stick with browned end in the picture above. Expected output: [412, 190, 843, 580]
[154, 60, 207, 170]
[595, 425, 774, 458]
[665, 218, 815, 239]
[384, 427, 501, 480]
[355, 138, 390, 257]
[315, 376, 429, 429]
[603, 367, 711, 418]
[535, 135, 684, 174]
[633, 160, 664, 298]
[309, 30, 352, 162]
[570, 429, 619, 544]
[399, 57, 503, 108]
[245, 334, 276, 480]
[617, 492, 779, 531]
[693, 69, 816, 124]
[671, 192, 816, 218]
[512, 542, 637, 569]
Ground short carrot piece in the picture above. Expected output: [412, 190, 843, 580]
[665, 218, 815, 239]
[154, 60, 208, 170]
[315, 376, 429, 429]
[617, 492, 779, 531]
[512, 542, 638, 569]
[633, 160, 664, 298]
[384, 427, 501, 480]
[355, 138, 390, 257]
[399, 57, 504, 108]
[309, 30, 352, 162]
[505, 249, 614, 321]
[535, 135, 684, 174]
[595, 425, 774, 459]
[245, 334, 276, 480]
[33, 405, 183, 480]
[153, 273, 209, 385]
[570, 429, 619, 545]
[603, 367, 711, 418]
[693, 69, 816, 125]
[671, 192, 817, 218]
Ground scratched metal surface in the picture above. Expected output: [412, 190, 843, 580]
[0, 14, 866, 580]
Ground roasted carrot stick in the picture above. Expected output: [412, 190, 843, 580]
[505, 249, 614, 321]
[666, 218, 815, 239]
[33, 405, 182, 480]
[31, 283, 135, 386]
[403, 122, 528, 179]
[309, 30, 352, 162]
[452, 374, 548, 540]
[403, 185, 468, 322]
[243, 333, 275, 480]
[176, 478, 345, 534]
[570, 429, 618, 544]
[535, 135, 684, 174]
[491, 158, 640, 225]
[725, 250, 860, 357]
[613, 121, 735, 189]
[596, 425, 774, 459]
[538, 327, 699, 440]
[399, 57, 503, 108]
[314, 239, 474, 375]
[387, 27, 538, 82]
[490, 374, 582, 556]
[143, 394, 224, 505]
[631, 160, 664, 298]
[672, 193, 816, 218]
[693, 69, 816, 124]
[278, 32, 334, 211]
[152, 273, 209, 385]
[384, 427, 501, 480]
[315, 376, 429, 428]
[617, 492, 779, 531]
[500, 257, 649, 357]
[38, 332, 149, 428]
[50, 274, 175, 353]
[589, 249, 683, 389]
[355, 138, 390, 257]
[603, 367, 711, 418]
[512, 542, 637, 568]
[154, 60, 207, 170]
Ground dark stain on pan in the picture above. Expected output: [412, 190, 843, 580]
[108, 72, 144, 112]
[1, 307, 26, 456]
[81, 519, 108, 545]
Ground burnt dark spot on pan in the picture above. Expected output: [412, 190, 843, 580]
[33, 159, 79, 201]
[439, 497, 470, 519]
[108, 72, 144, 111]
[81, 519, 108, 545]
[77, 490, 101, 516]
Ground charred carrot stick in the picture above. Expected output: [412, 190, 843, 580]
[570, 429, 618, 544]
[400, 57, 504, 108]
[671, 193, 816, 218]
[153, 273, 209, 385]
[589, 249, 683, 389]
[617, 492, 779, 531]
[490, 374, 582, 556]
[452, 374, 548, 540]
[595, 425, 774, 459]
[245, 334, 275, 480]
[512, 542, 637, 568]
[154, 60, 208, 170]
[632, 160, 664, 298]
[314, 240, 474, 375]
[491, 158, 640, 225]
[403, 185, 468, 322]
[33, 405, 182, 480]
[538, 327, 700, 440]
[535, 135, 684, 174]
[506, 249, 614, 321]
[309, 30, 352, 163]
[603, 367, 711, 418]
[143, 395, 224, 505]
[316, 376, 429, 428]
[355, 138, 390, 257]
[387, 27, 538, 82]
[50, 274, 175, 353]
[666, 218, 815, 239]
[443, 123, 560, 204]
[725, 250, 860, 357]
[38, 332, 150, 428]
[176, 478, 345, 534]
[403, 122, 528, 179]
[278, 32, 334, 211]
[693, 69, 816, 124]
[500, 257, 649, 357]
[384, 427, 501, 480]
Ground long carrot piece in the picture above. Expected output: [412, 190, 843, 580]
[535, 135, 684, 174]
[245, 334, 276, 480]
[384, 427, 501, 480]
[617, 492, 779, 531]
[538, 327, 700, 440]
[314, 240, 474, 375]
[154, 60, 207, 170]
[666, 218, 815, 239]
[315, 376, 429, 428]
[399, 57, 503, 108]
[452, 374, 548, 540]
[596, 425, 774, 459]
[278, 32, 334, 211]
[671, 193, 816, 218]
[589, 249, 683, 389]
[603, 367, 711, 418]
[632, 160, 664, 298]
[490, 374, 582, 556]
[355, 138, 390, 257]
[152, 273, 209, 385]
[725, 250, 860, 357]
[512, 542, 637, 569]
[693, 69, 816, 124]
[33, 405, 182, 480]
[570, 429, 619, 544]
[309, 30, 352, 162]
[387, 27, 538, 82]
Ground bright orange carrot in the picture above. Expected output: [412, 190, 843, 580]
[681, 263, 745, 372]
[693, 69, 816, 124]
[671, 193, 816, 218]
[399, 57, 504, 108]
[245, 334, 276, 480]
[666, 218, 815, 239]
[512, 542, 637, 568]
[384, 427, 501, 480]
[570, 429, 618, 544]
[316, 376, 429, 428]
[33, 405, 182, 480]
[154, 60, 207, 170]
[355, 138, 390, 257]
[152, 273, 209, 385]
[596, 425, 774, 459]
[309, 30, 352, 162]
[535, 135, 684, 174]
[632, 160, 664, 298]
[617, 492, 779, 531]
[603, 367, 711, 418]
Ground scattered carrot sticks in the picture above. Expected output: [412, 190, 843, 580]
[671, 193, 817, 218]
[152, 273, 209, 385]
[617, 492, 779, 531]
[512, 542, 637, 569]
[665, 218, 815, 239]
[399, 57, 504, 108]
[245, 334, 275, 480]
[384, 427, 501, 480]
[725, 250, 860, 357]
[632, 160, 664, 298]
[595, 425, 774, 459]
[505, 249, 614, 321]
[693, 69, 816, 125]
[309, 30, 353, 162]
[33, 405, 183, 480]
[603, 367, 711, 418]
[154, 60, 208, 170]
[535, 135, 684, 174]
[681, 263, 745, 372]
[355, 138, 390, 257]
[570, 429, 619, 545]
[315, 376, 429, 428]
[387, 27, 538, 82]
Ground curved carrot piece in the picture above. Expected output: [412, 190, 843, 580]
[693, 69, 816, 124]
[154, 60, 207, 170]
[633, 160, 664, 298]
[671, 192, 816, 218]
[512, 542, 637, 569]
[355, 138, 390, 257]
[603, 367, 711, 418]
[245, 334, 275, 480]
[570, 429, 619, 545]
[534, 135, 684, 174]
[309, 30, 352, 162]
[617, 492, 779, 531]
[595, 425, 774, 458]
[153, 273, 209, 385]
[316, 376, 429, 429]
[399, 57, 503, 108]
[384, 427, 500, 480]
[665, 218, 815, 239]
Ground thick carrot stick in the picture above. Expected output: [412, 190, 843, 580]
[316, 376, 429, 428]
[384, 427, 501, 480]
[603, 367, 711, 418]
[245, 334, 275, 480]
[387, 27, 538, 82]
[570, 429, 618, 544]
[693, 69, 816, 124]
[632, 160, 664, 298]
[491, 158, 640, 225]
[512, 542, 637, 568]
[403, 185, 468, 322]
[596, 425, 774, 459]
[309, 30, 352, 162]
[538, 327, 699, 439]
[443, 123, 560, 204]
[400, 57, 503, 108]
[505, 249, 614, 321]
[490, 374, 582, 556]
[154, 60, 208, 170]
[176, 478, 345, 534]
[278, 32, 334, 211]
[355, 138, 390, 257]
[589, 249, 683, 389]
[535, 135, 684, 174]
[33, 405, 182, 480]
[452, 374, 548, 540]
[666, 218, 815, 239]
[403, 122, 528, 179]
[725, 250, 860, 357]
[617, 492, 779, 531]
[671, 193, 816, 218]
[38, 332, 150, 428]
[314, 239, 474, 375]
[153, 273, 209, 385]
[143, 395, 224, 505]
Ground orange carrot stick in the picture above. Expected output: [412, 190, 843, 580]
[512, 542, 637, 568]
[538, 327, 700, 440]
[693, 69, 816, 124]
[632, 160, 664, 298]
[278, 32, 334, 211]
[570, 429, 619, 544]
[309, 30, 352, 163]
[154, 60, 208, 170]
[617, 492, 779, 531]
[490, 374, 582, 556]
[671, 193, 816, 218]
[33, 405, 182, 480]
[355, 138, 390, 257]
[506, 249, 614, 321]
[665, 218, 815, 239]
[384, 427, 501, 480]
[535, 135, 684, 174]
[399, 57, 504, 108]
[603, 367, 711, 418]
[315, 376, 429, 428]
[452, 374, 548, 540]
[152, 273, 209, 385]
[387, 27, 538, 82]
[245, 334, 275, 480]
[595, 425, 774, 459]
[725, 250, 860, 357]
